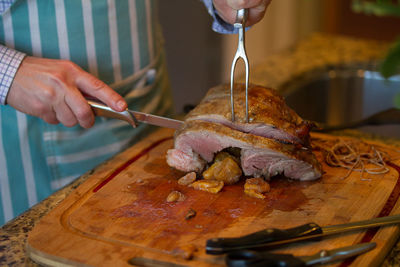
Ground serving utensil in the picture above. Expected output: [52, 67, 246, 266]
[206, 213, 400, 254]
[225, 242, 376, 267]
[230, 9, 249, 123]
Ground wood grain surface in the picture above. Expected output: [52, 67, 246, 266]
[27, 128, 400, 267]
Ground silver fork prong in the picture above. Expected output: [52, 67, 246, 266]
[230, 9, 249, 123]
[243, 43, 249, 123]
[230, 54, 240, 122]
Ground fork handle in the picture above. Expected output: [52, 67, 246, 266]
[206, 223, 322, 255]
[234, 9, 248, 28]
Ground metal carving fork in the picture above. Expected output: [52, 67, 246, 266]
[230, 9, 249, 123]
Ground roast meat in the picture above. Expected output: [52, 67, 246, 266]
[185, 84, 314, 146]
[167, 120, 321, 180]
[167, 84, 322, 181]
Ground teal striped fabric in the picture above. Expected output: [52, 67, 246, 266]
[0, 0, 172, 225]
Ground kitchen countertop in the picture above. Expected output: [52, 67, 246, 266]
[248, 33, 389, 90]
[1, 33, 400, 266]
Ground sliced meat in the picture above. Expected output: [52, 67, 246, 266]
[185, 84, 314, 147]
[241, 149, 319, 181]
[167, 120, 322, 181]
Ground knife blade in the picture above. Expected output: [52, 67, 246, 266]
[206, 214, 400, 254]
[88, 100, 183, 129]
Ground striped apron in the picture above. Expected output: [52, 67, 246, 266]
[0, 0, 172, 225]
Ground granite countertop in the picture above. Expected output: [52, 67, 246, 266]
[1, 33, 400, 266]
[248, 33, 389, 90]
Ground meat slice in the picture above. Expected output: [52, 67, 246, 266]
[185, 84, 313, 146]
[167, 121, 322, 181]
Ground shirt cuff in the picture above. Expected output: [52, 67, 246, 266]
[201, 0, 237, 34]
[0, 45, 26, 105]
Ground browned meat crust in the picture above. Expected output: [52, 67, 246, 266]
[185, 84, 314, 146]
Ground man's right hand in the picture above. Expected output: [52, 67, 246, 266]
[6, 56, 127, 129]
[213, 0, 271, 27]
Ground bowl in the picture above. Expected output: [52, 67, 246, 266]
[280, 63, 400, 137]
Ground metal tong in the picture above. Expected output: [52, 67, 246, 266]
[225, 243, 376, 267]
[206, 213, 400, 255]
[230, 9, 249, 123]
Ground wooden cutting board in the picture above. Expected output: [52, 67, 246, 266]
[27, 128, 400, 267]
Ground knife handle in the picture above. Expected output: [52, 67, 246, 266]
[206, 223, 322, 255]
[88, 100, 138, 128]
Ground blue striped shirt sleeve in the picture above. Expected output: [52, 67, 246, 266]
[0, 0, 14, 14]
[201, 0, 237, 34]
[0, 45, 26, 105]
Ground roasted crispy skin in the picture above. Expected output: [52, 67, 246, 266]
[185, 84, 314, 146]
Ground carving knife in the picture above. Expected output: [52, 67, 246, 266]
[206, 214, 400, 254]
[88, 100, 183, 129]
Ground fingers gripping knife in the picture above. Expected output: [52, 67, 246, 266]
[230, 9, 249, 123]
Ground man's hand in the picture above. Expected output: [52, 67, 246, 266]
[213, 0, 271, 26]
[6, 56, 127, 128]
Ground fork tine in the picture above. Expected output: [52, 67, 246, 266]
[230, 54, 240, 122]
[244, 56, 249, 123]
